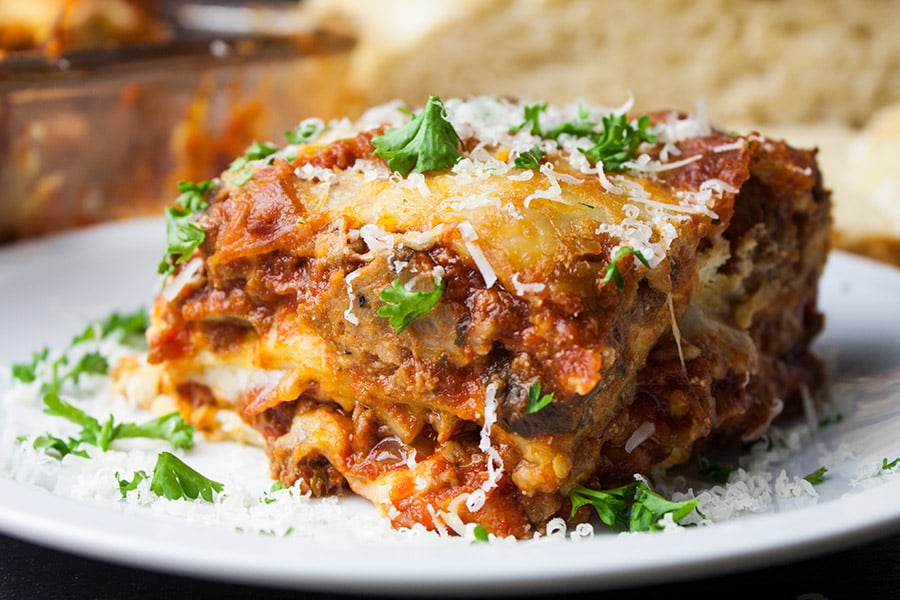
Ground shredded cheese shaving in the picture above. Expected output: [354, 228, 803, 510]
[162, 258, 203, 302]
[624, 421, 657, 454]
[479, 382, 504, 492]
[667, 293, 686, 372]
[510, 273, 546, 295]
[343, 271, 361, 325]
[457, 221, 497, 288]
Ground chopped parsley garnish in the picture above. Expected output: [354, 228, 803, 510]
[32, 434, 89, 459]
[472, 524, 490, 543]
[149, 452, 224, 502]
[174, 179, 213, 213]
[117, 453, 223, 503]
[11, 348, 48, 384]
[229, 140, 278, 172]
[525, 381, 554, 414]
[115, 470, 148, 498]
[602, 247, 651, 290]
[569, 483, 630, 529]
[545, 105, 596, 140]
[581, 113, 656, 171]
[569, 479, 699, 532]
[697, 456, 735, 485]
[43, 393, 116, 451]
[228, 142, 279, 185]
[98, 308, 150, 348]
[23, 349, 109, 399]
[372, 95, 464, 176]
[377, 274, 447, 334]
[803, 466, 828, 485]
[13, 309, 148, 393]
[158, 180, 214, 278]
[13, 310, 193, 457]
[513, 144, 545, 170]
[261, 481, 284, 504]
[509, 102, 548, 136]
[510, 103, 656, 172]
[284, 120, 328, 145]
[66, 352, 110, 386]
[882, 457, 899, 471]
[114, 413, 195, 450]
[629, 481, 699, 531]
[41, 392, 193, 453]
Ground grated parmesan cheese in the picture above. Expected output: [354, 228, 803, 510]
[624, 421, 656, 454]
[510, 273, 546, 296]
[457, 221, 497, 288]
[359, 223, 395, 256]
[523, 162, 567, 208]
[161, 258, 203, 302]
[343, 271, 361, 325]
[478, 382, 504, 492]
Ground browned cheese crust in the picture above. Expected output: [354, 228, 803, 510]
[145, 100, 830, 538]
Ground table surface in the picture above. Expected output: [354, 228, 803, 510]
[2, 529, 898, 599]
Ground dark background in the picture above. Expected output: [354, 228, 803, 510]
[1, 529, 898, 599]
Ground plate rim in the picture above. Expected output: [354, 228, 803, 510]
[1, 218, 900, 594]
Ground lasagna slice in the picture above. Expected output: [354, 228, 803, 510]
[144, 97, 830, 538]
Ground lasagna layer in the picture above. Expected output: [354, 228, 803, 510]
[145, 98, 830, 538]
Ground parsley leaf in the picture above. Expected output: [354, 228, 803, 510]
[67, 351, 109, 385]
[525, 381, 554, 414]
[41, 394, 194, 454]
[510, 102, 548, 136]
[284, 120, 328, 145]
[32, 350, 108, 397]
[629, 483, 698, 532]
[11, 348, 48, 384]
[32, 434, 89, 459]
[803, 466, 828, 485]
[114, 412, 195, 450]
[377, 274, 447, 334]
[581, 113, 656, 170]
[160, 205, 205, 275]
[261, 481, 284, 504]
[472, 524, 490, 543]
[569, 480, 699, 532]
[602, 247, 651, 290]
[42, 393, 116, 450]
[115, 470, 149, 498]
[514, 144, 545, 170]
[229, 141, 278, 172]
[98, 308, 149, 348]
[149, 451, 223, 502]
[545, 105, 596, 140]
[174, 179, 213, 212]
[71, 324, 97, 346]
[512, 103, 656, 172]
[883, 457, 900, 471]
[569, 483, 631, 528]
[372, 95, 464, 176]
[19, 309, 190, 459]
[158, 180, 214, 278]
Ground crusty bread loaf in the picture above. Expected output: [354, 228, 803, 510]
[306, 0, 900, 127]
[305, 0, 900, 264]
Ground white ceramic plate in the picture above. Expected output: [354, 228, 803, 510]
[1, 218, 900, 595]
